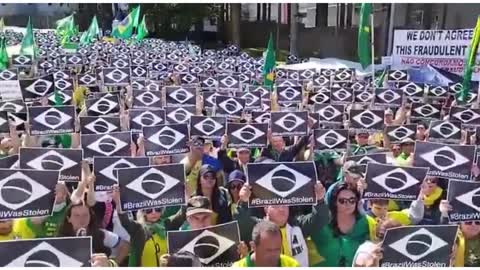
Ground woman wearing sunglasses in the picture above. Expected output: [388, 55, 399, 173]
[111, 186, 185, 267]
[439, 200, 480, 266]
[310, 183, 369, 266]
[227, 170, 245, 216]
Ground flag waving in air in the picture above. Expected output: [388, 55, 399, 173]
[0, 36, 8, 70]
[136, 15, 148, 41]
[113, 5, 141, 39]
[262, 33, 276, 89]
[20, 17, 36, 57]
[459, 16, 480, 103]
[357, 3, 372, 69]
[80, 16, 100, 45]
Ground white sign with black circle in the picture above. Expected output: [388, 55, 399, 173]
[190, 116, 226, 139]
[386, 124, 417, 144]
[333, 68, 354, 82]
[143, 124, 189, 156]
[314, 129, 348, 151]
[118, 163, 186, 211]
[0, 169, 59, 220]
[165, 86, 197, 106]
[354, 89, 374, 104]
[234, 91, 261, 109]
[247, 161, 317, 207]
[312, 75, 330, 87]
[200, 76, 218, 89]
[54, 78, 74, 92]
[214, 96, 245, 119]
[217, 74, 240, 90]
[387, 70, 409, 82]
[252, 111, 271, 124]
[270, 111, 308, 137]
[131, 66, 147, 80]
[428, 120, 462, 144]
[93, 156, 150, 191]
[447, 179, 480, 222]
[165, 105, 195, 124]
[0, 99, 25, 113]
[330, 87, 354, 105]
[346, 153, 388, 174]
[80, 116, 121, 135]
[276, 86, 302, 104]
[349, 109, 385, 131]
[449, 106, 480, 127]
[381, 225, 458, 267]
[28, 105, 75, 135]
[227, 123, 268, 149]
[0, 236, 92, 267]
[131, 80, 146, 91]
[167, 221, 240, 267]
[0, 69, 18, 81]
[374, 88, 403, 107]
[202, 91, 220, 109]
[427, 85, 449, 99]
[132, 90, 163, 109]
[11, 55, 33, 67]
[130, 109, 166, 133]
[102, 67, 131, 86]
[410, 103, 442, 120]
[20, 75, 55, 102]
[81, 131, 131, 160]
[179, 73, 199, 85]
[315, 104, 344, 123]
[0, 155, 19, 169]
[364, 163, 428, 201]
[86, 95, 120, 116]
[398, 82, 424, 99]
[0, 111, 9, 133]
[47, 90, 72, 106]
[308, 90, 331, 105]
[19, 148, 82, 182]
[413, 141, 476, 181]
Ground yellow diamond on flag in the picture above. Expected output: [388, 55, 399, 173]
[364, 26, 370, 33]
[266, 72, 275, 81]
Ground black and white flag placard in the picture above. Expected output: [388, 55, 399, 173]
[86, 95, 120, 116]
[0, 155, 18, 169]
[316, 104, 344, 123]
[143, 124, 189, 156]
[165, 86, 197, 106]
[132, 90, 162, 109]
[374, 88, 403, 107]
[428, 120, 462, 143]
[227, 123, 268, 149]
[252, 111, 270, 124]
[129, 109, 166, 132]
[0, 237, 92, 267]
[0, 169, 59, 220]
[167, 221, 240, 267]
[190, 116, 226, 139]
[330, 87, 354, 105]
[449, 106, 480, 127]
[381, 225, 458, 267]
[0, 111, 9, 133]
[314, 129, 348, 151]
[276, 86, 302, 104]
[165, 106, 195, 124]
[102, 67, 131, 86]
[246, 161, 317, 207]
[80, 116, 121, 135]
[386, 124, 417, 144]
[447, 179, 480, 222]
[214, 96, 245, 119]
[118, 164, 186, 211]
[93, 157, 150, 191]
[19, 148, 82, 182]
[81, 132, 131, 160]
[349, 109, 385, 131]
[364, 163, 428, 201]
[410, 103, 442, 120]
[20, 75, 55, 102]
[28, 105, 75, 135]
[413, 141, 476, 181]
[270, 111, 308, 137]
[346, 153, 387, 174]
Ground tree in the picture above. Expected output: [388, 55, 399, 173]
[231, 3, 241, 47]
[315, 3, 328, 27]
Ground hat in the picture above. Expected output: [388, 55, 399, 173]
[400, 138, 415, 145]
[228, 170, 246, 185]
[199, 164, 216, 176]
[343, 161, 364, 178]
[385, 108, 394, 115]
[355, 129, 369, 135]
[190, 136, 205, 147]
[186, 196, 213, 217]
[235, 147, 250, 153]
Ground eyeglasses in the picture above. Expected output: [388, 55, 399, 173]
[229, 184, 243, 190]
[464, 221, 480, 226]
[338, 197, 357, 205]
[145, 208, 163, 214]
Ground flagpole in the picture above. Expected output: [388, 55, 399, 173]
[370, 13, 375, 90]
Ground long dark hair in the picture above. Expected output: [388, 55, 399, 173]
[328, 183, 361, 236]
[58, 202, 111, 256]
[195, 173, 223, 213]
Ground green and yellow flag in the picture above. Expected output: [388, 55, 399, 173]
[80, 16, 100, 45]
[136, 15, 148, 41]
[459, 16, 480, 103]
[112, 5, 141, 39]
[0, 18, 5, 33]
[262, 33, 276, 89]
[56, 14, 75, 37]
[20, 17, 36, 57]
[0, 37, 8, 70]
[357, 3, 372, 69]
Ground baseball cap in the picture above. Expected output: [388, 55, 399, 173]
[400, 138, 415, 145]
[355, 129, 369, 136]
[186, 196, 213, 217]
[228, 170, 246, 185]
[236, 147, 250, 153]
[343, 161, 364, 178]
[199, 164, 216, 176]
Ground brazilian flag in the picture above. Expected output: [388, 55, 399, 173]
[112, 6, 141, 39]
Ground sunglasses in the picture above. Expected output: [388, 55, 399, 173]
[338, 197, 357, 205]
[229, 184, 243, 190]
[202, 174, 216, 180]
[464, 221, 480, 226]
[145, 208, 163, 214]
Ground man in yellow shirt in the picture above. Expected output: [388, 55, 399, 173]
[232, 221, 299, 267]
